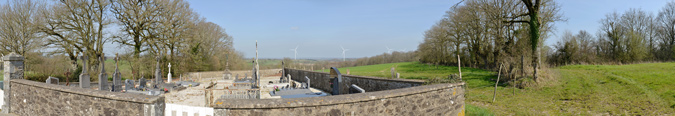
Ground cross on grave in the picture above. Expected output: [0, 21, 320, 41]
[79, 55, 90, 88]
[154, 55, 163, 85]
[168, 63, 172, 83]
[112, 54, 123, 92]
[98, 54, 109, 91]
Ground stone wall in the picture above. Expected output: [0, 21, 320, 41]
[187, 69, 282, 79]
[212, 82, 465, 116]
[284, 68, 425, 94]
[8, 79, 164, 116]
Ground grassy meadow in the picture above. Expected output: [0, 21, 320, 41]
[330, 62, 675, 115]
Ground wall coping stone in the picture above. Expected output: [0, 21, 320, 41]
[212, 82, 464, 109]
[286, 68, 426, 84]
[2, 53, 24, 61]
[11, 79, 163, 104]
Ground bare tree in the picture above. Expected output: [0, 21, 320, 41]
[40, 0, 112, 73]
[110, 0, 160, 57]
[0, 0, 45, 56]
[657, 1, 675, 60]
[154, 0, 197, 59]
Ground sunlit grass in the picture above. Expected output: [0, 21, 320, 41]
[332, 62, 675, 115]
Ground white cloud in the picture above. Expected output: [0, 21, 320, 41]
[290, 26, 299, 30]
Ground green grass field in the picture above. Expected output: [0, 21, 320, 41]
[331, 62, 675, 115]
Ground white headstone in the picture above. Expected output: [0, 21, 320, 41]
[167, 63, 172, 83]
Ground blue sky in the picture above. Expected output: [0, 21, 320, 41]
[103, 0, 672, 59]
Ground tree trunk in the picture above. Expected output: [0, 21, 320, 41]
[529, 10, 540, 82]
[493, 64, 502, 103]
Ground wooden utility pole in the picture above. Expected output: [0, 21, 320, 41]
[493, 63, 502, 103]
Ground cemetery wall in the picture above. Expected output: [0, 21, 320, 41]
[212, 82, 465, 115]
[188, 69, 282, 79]
[8, 79, 164, 116]
[284, 68, 425, 94]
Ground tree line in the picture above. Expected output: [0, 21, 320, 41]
[310, 51, 417, 69]
[0, 0, 247, 80]
[417, 0, 563, 82]
[550, 3, 675, 66]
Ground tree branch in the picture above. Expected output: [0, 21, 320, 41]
[503, 20, 530, 23]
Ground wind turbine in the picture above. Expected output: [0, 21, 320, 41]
[400, 48, 408, 52]
[290, 45, 298, 60]
[386, 46, 394, 53]
[340, 45, 349, 61]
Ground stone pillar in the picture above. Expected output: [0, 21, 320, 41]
[79, 55, 90, 88]
[98, 54, 109, 91]
[2, 52, 24, 113]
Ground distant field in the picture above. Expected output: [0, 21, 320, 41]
[332, 62, 675, 115]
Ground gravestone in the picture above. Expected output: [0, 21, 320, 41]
[329, 67, 342, 95]
[139, 77, 147, 89]
[98, 54, 109, 91]
[287, 74, 291, 83]
[390, 67, 396, 78]
[112, 54, 122, 92]
[346, 69, 350, 75]
[154, 55, 163, 85]
[235, 74, 239, 80]
[305, 76, 310, 89]
[396, 73, 400, 78]
[79, 55, 90, 88]
[124, 79, 135, 90]
[46, 76, 59, 85]
[244, 74, 248, 79]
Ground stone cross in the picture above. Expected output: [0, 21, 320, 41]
[3, 52, 24, 113]
[154, 55, 163, 85]
[98, 54, 109, 91]
[168, 63, 172, 83]
[112, 54, 122, 92]
[79, 55, 90, 88]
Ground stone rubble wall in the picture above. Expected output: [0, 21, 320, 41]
[212, 82, 466, 116]
[187, 69, 282, 79]
[284, 68, 426, 94]
[8, 79, 164, 116]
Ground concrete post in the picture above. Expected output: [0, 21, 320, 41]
[3, 53, 24, 113]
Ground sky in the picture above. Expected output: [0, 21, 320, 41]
[103, 0, 672, 59]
